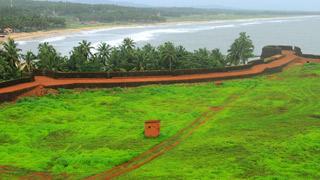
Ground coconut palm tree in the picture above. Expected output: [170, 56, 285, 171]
[159, 42, 177, 71]
[193, 48, 210, 68]
[227, 32, 254, 65]
[210, 48, 226, 67]
[140, 43, 159, 70]
[133, 48, 147, 71]
[122, 38, 135, 51]
[96, 42, 111, 71]
[108, 47, 122, 71]
[0, 38, 22, 78]
[78, 40, 94, 59]
[68, 40, 97, 72]
[1, 38, 21, 70]
[0, 56, 12, 80]
[21, 51, 37, 73]
[120, 38, 136, 71]
[38, 42, 65, 71]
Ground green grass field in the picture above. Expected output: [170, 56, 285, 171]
[0, 78, 240, 179]
[121, 63, 320, 179]
[0, 63, 320, 179]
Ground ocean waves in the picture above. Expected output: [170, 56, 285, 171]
[94, 16, 309, 47]
[15, 15, 320, 55]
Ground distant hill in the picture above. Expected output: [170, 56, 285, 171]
[47, 0, 234, 9]
[47, 0, 320, 11]
[45, 0, 149, 7]
[1, 0, 318, 33]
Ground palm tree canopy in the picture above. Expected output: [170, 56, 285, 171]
[159, 42, 177, 71]
[0, 34, 258, 80]
[122, 38, 135, 50]
[227, 32, 254, 65]
[2, 38, 21, 68]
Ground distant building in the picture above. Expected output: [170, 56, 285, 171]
[3, 27, 13, 35]
[0, 28, 5, 38]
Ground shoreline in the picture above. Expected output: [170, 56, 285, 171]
[3, 15, 317, 42]
[4, 21, 199, 42]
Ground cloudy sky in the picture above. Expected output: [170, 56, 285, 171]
[64, 0, 320, 11]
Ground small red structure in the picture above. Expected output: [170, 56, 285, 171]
[144, 120, 160, 138]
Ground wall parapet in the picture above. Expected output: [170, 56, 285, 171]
[301, 54, 320, 59]
[0, 76, 35, 88]
[34, 58, 266, 79]
[0, 52, 301, 103]
[261, 45, 294, 59]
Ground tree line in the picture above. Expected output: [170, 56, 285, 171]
[0, 32, 254, 81]
[0, 7, 66, 32]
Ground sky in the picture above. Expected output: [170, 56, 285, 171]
[64, 0, 320, 11]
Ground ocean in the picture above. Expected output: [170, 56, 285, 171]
[17, 16, 320, 56]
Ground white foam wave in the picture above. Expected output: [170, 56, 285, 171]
[240, 21, 263, 26]
[40, 36, 66, 43]
[93, 16, 310, 48]
[239, 17, 303, 27]
[84, 28, 119, 34]
[17, 41, 27, 45]
[83, 25, 149, 35]
[93, 28, 193, 47]
[266, 19, 294, 23]
[192, 24, 236, 31]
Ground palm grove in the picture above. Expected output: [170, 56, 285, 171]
[0, 32, 254, 81]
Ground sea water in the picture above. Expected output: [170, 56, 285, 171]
[17, 16, 320, 56]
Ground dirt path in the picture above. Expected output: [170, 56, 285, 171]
[86, 93, 240, 179]
[86, 110, 218, 180]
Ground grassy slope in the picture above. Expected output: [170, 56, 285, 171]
[0, 63, 319, 179]
[120, 63, 320, 179]
[0, 82, 241, 179]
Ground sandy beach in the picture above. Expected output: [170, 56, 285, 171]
[5, 24, 130, 41]
[2, 21, 208, 42]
